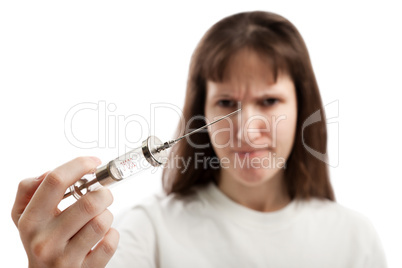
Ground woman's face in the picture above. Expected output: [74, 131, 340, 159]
[204, 49, 298, 187]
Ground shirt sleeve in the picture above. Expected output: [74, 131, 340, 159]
[107, 207, 158, 268]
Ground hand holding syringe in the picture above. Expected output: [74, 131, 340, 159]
[63, 108, 241, 200]
[10, 110, 245, 268]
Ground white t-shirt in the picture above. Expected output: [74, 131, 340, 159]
[108, 182, 387, 268]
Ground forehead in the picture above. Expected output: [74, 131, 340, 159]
[223, 48, 275, 82]
[206, 49, 294, 98]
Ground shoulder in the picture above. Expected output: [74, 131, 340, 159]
[297, 198, 380, 242]
[302, 198, 373, 223]
[298, 198, 373, 224]
[297, 198, 387, 266]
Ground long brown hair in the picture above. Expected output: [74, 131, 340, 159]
[162, 11, 335, 201]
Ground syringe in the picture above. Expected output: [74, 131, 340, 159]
[63, 108, 241, 200]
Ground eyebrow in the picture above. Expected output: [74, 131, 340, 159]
[209, 90, 285, 99]
[257, 92, 286, 98]
[211, 93, 233, 98]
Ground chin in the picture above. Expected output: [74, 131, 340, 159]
[232, 168, 280, 187]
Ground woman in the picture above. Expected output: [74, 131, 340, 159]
[12, 11, 386, 268]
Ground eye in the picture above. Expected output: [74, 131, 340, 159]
[217, 99, 236, 108]
[262, 98, 279, 107]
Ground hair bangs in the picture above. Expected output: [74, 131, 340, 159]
[199, 26, 295, 84]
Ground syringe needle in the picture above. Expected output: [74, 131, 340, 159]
[174, 108, 242, 143]
[64, 108, 241, 200]
[156, 108, 241, 152]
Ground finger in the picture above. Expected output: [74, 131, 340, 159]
[66, 210, 113, 260]
[53, 187, 113, 241]
[11, 172, 49, 227]
[83, 228, 120, 268]
[26, 157, 101, 219]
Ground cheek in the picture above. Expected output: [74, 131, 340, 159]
[208, 120, 233, 148]
[272, 109, 297, 152]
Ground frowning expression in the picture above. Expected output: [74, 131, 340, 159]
[204, 48, 298, 186]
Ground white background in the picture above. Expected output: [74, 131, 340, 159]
[1, 0, 401, 267]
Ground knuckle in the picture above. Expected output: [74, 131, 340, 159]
[101, 239, 117, 256]
[79, 196, 98, 215]
[18, 215, 37, 236]
[90, 217, 109, 236]
[30, 237, 70, 267]
[50, 255, 70, 268]
[53, 258, 66, 268]
[44, 171, 64, 188]
[31, 238, 51, 260]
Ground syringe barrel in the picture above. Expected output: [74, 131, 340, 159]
[93, 160, 125, 188]
[64, 136, 168, 200]
[94, 162, 119, 187]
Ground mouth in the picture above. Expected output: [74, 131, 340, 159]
[233, 149, 270, 158]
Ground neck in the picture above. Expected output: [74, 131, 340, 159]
[216, 170, 291, 212]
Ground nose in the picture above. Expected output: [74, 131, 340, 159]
[236, 106, 269, 147]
